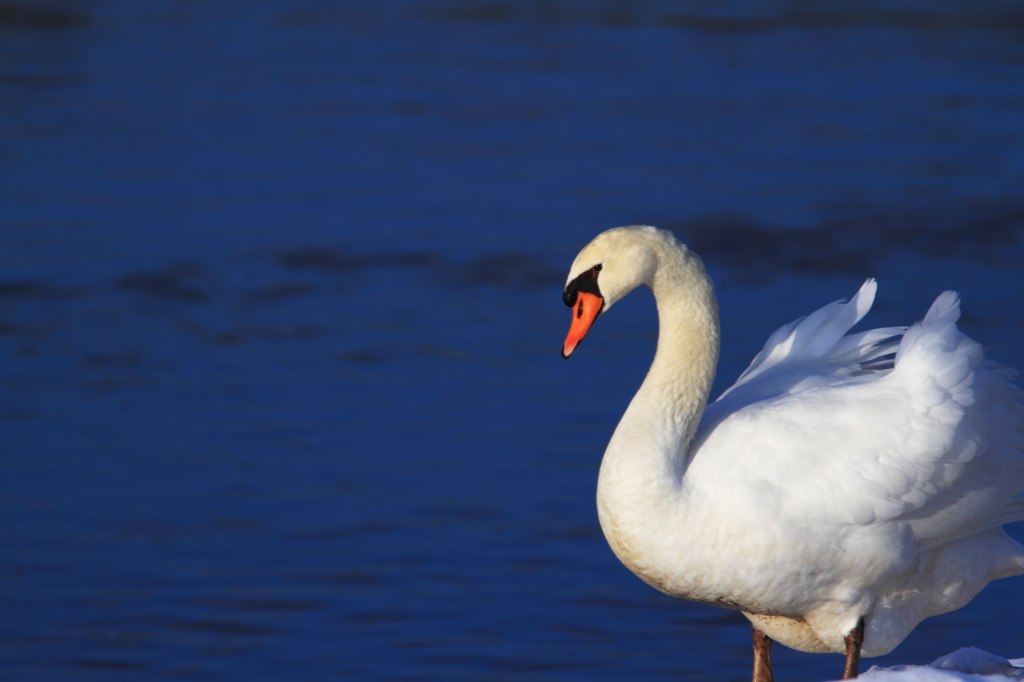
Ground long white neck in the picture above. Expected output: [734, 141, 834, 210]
[595, 243, 720, 590]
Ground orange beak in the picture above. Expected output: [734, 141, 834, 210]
[562, 292, 603, 358]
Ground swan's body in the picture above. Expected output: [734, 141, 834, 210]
[562, 226, 1024, 678]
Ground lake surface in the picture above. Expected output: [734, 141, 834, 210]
[2, 2, 1024, 680]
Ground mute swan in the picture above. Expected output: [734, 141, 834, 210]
[561, 226, 1024, 682]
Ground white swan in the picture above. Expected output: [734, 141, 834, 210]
[561, 226, 1024, 682]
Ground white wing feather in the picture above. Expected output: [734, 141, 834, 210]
[694, 283, 1024, 547]
[714, 279, 904, 410]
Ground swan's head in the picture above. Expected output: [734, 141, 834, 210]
[561, 226, 670, 358]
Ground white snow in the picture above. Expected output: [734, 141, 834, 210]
[826, 649, 1024, 681]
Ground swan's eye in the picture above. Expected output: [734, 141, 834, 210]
[564, 265, 602, 308]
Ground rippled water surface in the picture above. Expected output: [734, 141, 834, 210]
[2, 2, 1024, 680]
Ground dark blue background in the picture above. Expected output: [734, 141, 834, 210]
[2, 2, 1024, 680]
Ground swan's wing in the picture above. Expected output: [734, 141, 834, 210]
[694, 291, 1024, 545]
[714, 279, 905, 413]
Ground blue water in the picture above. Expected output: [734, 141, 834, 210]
[2, 2, 1024, 680]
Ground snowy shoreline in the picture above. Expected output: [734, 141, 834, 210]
[849, 649, 1024, 681]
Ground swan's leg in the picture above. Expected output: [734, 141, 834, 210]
[842, 618, 865, 679]
[751, 625, 774, 682]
